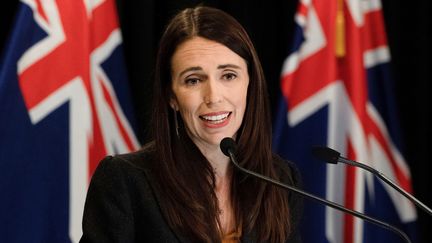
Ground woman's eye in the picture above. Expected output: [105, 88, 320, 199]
[223, 73, 237, 81]
[185, 78, 200, 85]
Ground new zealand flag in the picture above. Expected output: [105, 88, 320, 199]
[0, 0, 140, 242]
[273, 0, 418, 242]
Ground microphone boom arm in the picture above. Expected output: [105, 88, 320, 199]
[338, 156, 432, 216]
[226, 150, 412, 243]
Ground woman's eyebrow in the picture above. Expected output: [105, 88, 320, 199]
[178, 66, 202, 78]
[217, 64, 241, 70]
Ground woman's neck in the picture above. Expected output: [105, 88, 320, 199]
[194, 142, 236, 234]
[195, 142, 231, 178]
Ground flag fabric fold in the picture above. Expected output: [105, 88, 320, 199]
[273, 0, 418, 242]
[0, 0, 139, 242]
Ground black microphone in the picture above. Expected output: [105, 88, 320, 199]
[220, 137, 412, 243]
[312, 146, 432, 216]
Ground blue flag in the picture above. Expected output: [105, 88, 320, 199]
[0, 1, 140, 242]
[273, 0, 418, 242]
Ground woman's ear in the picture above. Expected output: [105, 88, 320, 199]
[169, 97, 178, 111]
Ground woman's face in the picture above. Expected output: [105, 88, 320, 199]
[170, 37, 249, 150]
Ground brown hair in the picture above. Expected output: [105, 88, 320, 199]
[151, 6, 292, 242]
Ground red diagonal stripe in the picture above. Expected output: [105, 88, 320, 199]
[100, 75, 136, 151]
[35, 0, 48, 23]
[90, 0, 120, 50]
[366, 115, 413, 192]
[362, 10, 388, 52]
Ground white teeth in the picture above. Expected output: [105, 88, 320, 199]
[201, 113, 230, 121]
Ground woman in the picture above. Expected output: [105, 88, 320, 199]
[80, 6, 302, 243]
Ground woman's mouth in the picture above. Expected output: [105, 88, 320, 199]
[199, 112, 232, 125]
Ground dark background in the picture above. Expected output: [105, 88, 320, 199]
[1, 0, 430, 242]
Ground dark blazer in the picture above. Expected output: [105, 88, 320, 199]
[79, 148, 302, 243]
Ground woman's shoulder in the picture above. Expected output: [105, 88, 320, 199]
[81, 142, 180, 242]
[271, 154, 303, 242]
[91, 141, 158, 184]
[86, 141, 162, 206]
[272, 153, 302, 187]
[100, 142, 156, 169]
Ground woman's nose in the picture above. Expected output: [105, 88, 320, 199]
[203, 79, 222, 105]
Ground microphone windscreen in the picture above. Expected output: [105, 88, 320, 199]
[311, 146, 340, 164]
[220, 137, 237, 157]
